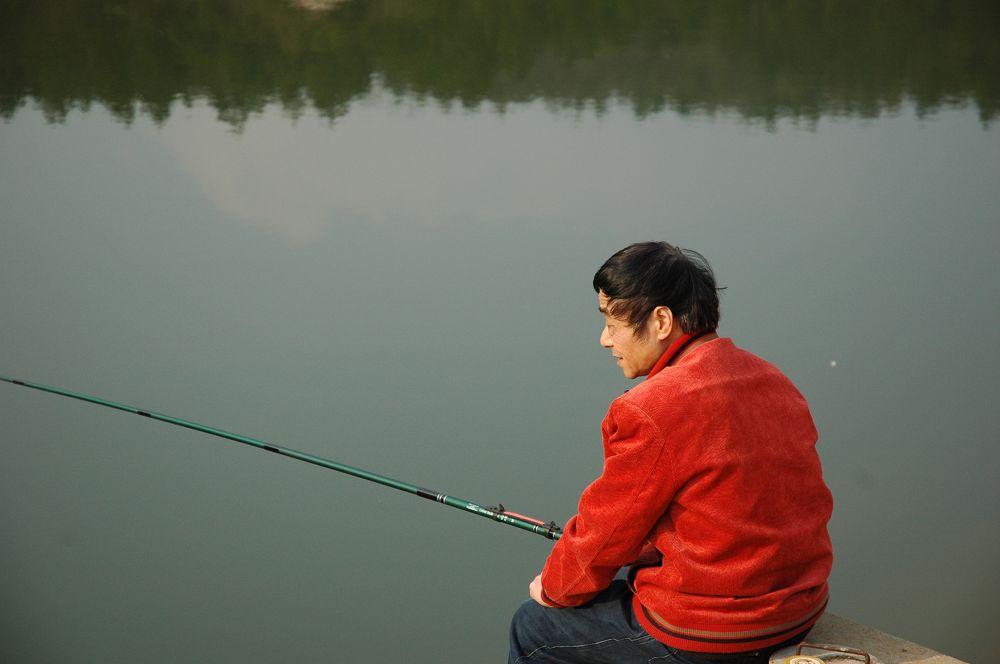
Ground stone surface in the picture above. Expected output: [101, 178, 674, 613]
[799, 613, 969, 664]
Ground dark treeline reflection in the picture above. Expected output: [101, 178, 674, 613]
[1, 0, 997, 126]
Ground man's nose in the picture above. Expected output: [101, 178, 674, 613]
[599, 325, 613, 348]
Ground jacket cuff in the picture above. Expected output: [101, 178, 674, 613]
[541, 588, 569, 608]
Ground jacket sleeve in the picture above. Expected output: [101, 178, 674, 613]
[540, 397, 679, 607]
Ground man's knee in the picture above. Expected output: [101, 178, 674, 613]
[509, 599, 552, 660]
[510, 599, 545, 637]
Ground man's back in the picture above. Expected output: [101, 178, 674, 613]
[619, 337, 833, 652]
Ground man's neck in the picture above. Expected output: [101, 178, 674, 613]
[674, 331, 718, 364]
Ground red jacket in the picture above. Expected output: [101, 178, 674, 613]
[540, 337, 833, 653]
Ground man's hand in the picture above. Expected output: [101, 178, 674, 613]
[529, 573, 554, 607]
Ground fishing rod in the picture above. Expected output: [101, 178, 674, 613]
[0, 375, 562, 540]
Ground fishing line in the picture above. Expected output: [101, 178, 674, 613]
[1, 375, 562, 540]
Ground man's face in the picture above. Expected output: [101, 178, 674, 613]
[598, 291, 667, 379]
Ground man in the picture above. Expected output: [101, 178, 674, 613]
[509, 242, 833, 664]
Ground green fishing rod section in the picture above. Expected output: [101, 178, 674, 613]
[0, 375, 562, 540]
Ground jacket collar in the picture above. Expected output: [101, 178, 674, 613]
[646, 330, 713, 380]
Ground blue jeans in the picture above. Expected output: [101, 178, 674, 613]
[508, 579, 807, 664]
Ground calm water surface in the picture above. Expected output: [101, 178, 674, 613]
[1, 2, 998, 662]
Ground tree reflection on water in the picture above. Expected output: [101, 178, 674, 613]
[1, 0, 997, 127]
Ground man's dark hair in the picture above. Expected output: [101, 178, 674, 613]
[593, 242, 721, 335]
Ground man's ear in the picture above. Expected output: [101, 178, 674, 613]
[651, 306, 674, 341]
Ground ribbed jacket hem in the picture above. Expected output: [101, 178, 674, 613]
[632, 593, 828, 654]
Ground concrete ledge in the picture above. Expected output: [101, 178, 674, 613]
[805, 613, 968, 664]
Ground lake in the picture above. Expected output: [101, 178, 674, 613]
[1, 2, 998, 662]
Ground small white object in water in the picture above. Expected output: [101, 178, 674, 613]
[829, 360, 837, 367]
